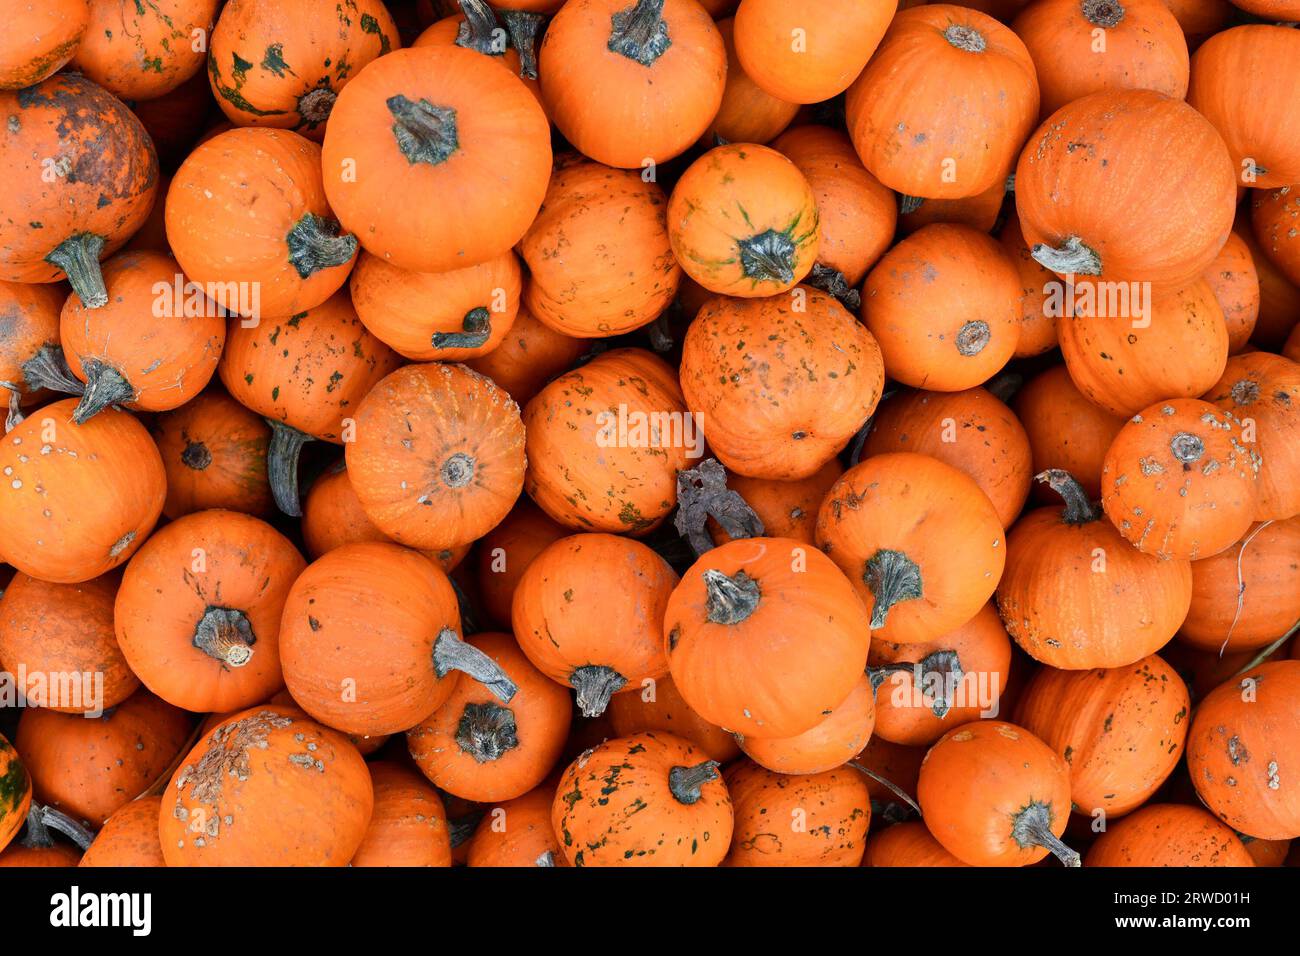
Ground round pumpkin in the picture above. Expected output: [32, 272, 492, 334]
[476, 498, 569, 627]
[1086, 803, 1255, 867]
[0, 732, 31, 855]
[1162, 0, 1230, 49]
[862, 821, 970, 867]
[607, 672, 741, 764]
[350, 762, 452, 867]
[70, 0, 218, 101]
[1204, 231, 1260, 355]
[0, 0, 89, 89]
[463, 306, 586, 407]
[1014, 365, 1125, 502]
[468, 784, 565, 868]
[1235, 220, 1300, 352]
[999, 211, 1060, 359]
[739, 673, 875, 775]
[78, 796, 166, 867]
[300, 463, 392, 559]
[723, 762, 870, 867]
[412, 2, 544, 114]
[0, 281, 64, 424]
[704, 18, 800, 146]
[1252, 185, 1300, 289]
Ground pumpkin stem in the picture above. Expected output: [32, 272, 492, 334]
[286, 212, 357, 279]
[266, 419, 314, 517]
[1031, 236, 1102, 276]
[388, 94, 460, 166]
[674, 458, 765, 557]
[1229, 377, 1259, 405]
[848, 761, 923, 818]
[1036, 469, 1100, 524]
[805, 263, 861, 310]
[918, 649, 963, 719]
[985, 370, 1023, 404]
[1005, 173, 1016, 193]
[449, 810, 484, 848]
[45, 232, 109, 309]
[1, 382, 22, 433]
[737, 229, 797, 285]
[864, 549, 923, 630]
[72, 358, 135, 424]
[455, 0, 507, 56]
[432, 308, 492, 350]
[943, 24, 987, 52]
[20, 804, 96, 851]
[499, 10, 544, 79]
[866, 661, 911, 694]
[568, 664, 627, 717]
[955, 320, 990, 356]
[297, 86, 337, 125]
[1011, 801, 1080, 867]
[21, 343, 86, 396]
[898, 194, 925, 215]
[647, 312, 674, 352]
[702, 569, 761, 625]
[433, 627, 519, 703]
[668, 760, 720, 805]
[454, 701, 520, 763]
[1170, 431, 1205, 467]
[182, 439, 212, 470]
[192, 606, 256, 667]
[535, 850, 556, 866]
[441, 451, 477, 488]
[1082, 0, 1125, 27]
[608, 0, 671, 67]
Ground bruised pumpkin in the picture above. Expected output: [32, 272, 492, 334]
[1086, 803, 1255, 867]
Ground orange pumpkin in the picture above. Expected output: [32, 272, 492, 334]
[1162, 0, 1231, 50]
[1086, 803, 1255, 867]
[463, 306, 586, 407]
[1014, 365, 1125, 502]
[468, 784, 565, 867]
[1204, 231, 1260, 354]
[708, 460, 844, 547]
[412, 1, 544, 112]
[723, 762, 870, 866]
[739, 673, 875, 775]
[1234, 220, 1300, 352]
[300, 463, 392, 559]
[78, 796, 166, 867]
[607, 672, 741, 764]
[1252, 186, 1300, 293]
[0, 281, 64, 425]
[0, 0, 89, 89]
[703, 19, 800, 146]
[70, 0, 218, 100]
[897, 178, 1008, 238]
[0, 732, 32, 855]
[999, 212, 1060, 359]
[0, 805, 86, 867]
[350, 762, 452, 867]
[863, 821, 970, 867]
[475, 498, 569, 627]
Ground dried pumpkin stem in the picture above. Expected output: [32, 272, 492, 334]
[1012, 802, 1080, 867]
[921, 649, 963, 718]
[647, 313, 674, 352]
[181, 439, 212, 471]
[737, 229, 797, 284]
[898, 194, 925, 215]
[703, 569, 761, 624]
[499, 10, 544, 79]
[943, 24, 987, 52]
[1036, 469, 1100, 524]
[297, 86, 337, 125]
[388, 94, 460, 165]
[1031, 236, 1102, 276]
[432, 307, 492, 350]
[265, 418, 314, 517]
[955, 320, 990, 356]
[455, 0, 506, 55]
[193, 606, 256, 667]
[1, 382, 22, 433]
[1082, 0, 1125, 27]
[1170, 431, 1205, 466]
[674, 458, 765, 557]
[45, 232, 108, 309]
[433, 627, 519, 703]
[668, 760, 720, 805]
[72, 358, 135, 424]
[286, 212, 357, 279]
[20, 804, 96, 851]
[848, 761, 923, 818]
[806, 263, 861, 310]
[441, 451, 477, 488]
[21, 343, 85, 396]
[608, 0, 671, 66]
[535, 850, 556, 866]
[568, 664, 627, 717]
[454, 701, 520, 763]
[864, 549, 923, 629]
[866, 661, 911, 694]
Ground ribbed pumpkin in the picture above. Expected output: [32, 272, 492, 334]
[999, 212, 1059, 359]
[0, 733, 31, 855]
[350, 762, 452, 867]
[0, 281, 64, 425]
[300, 463, 391, 559]
[0, 0, 88, 89]
[707, 460, 843, 547]
[703, 19, 800, 146]
[862, 821, 970, 867]
[1204, 230, 1260, 354]
[1014, 365, 1125, 502]
[1086, 803, 1255, 866]
[77, 796, 166, 867]
[70, 0, 218, 100]
[464, 307, 586, 407]
[476, 499, 568, 627]
[467, 784, 565, 868]
[607, 672, 741, 764]
[738, 673, 875, 775]
[723, 762, 870, 867]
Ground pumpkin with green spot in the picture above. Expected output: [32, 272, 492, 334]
[0, 732, 31, 855]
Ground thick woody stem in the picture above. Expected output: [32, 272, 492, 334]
[703, 569, 761, 625]
[668, 760, 720, 805]
[72, 359, 135, 423]
[266, 419, 314, 518]
[192, 606, 256, 667]
[1031, 236, 1102, 276]
[1012, 802, 1081, 867]
[1036, 469, 1100, 524]
[45, 233, 108, 309]
[568, 664, 627, 717]
[433, 627, 518, 703]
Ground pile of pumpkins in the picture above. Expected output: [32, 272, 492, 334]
[0, 0, 1298, 868]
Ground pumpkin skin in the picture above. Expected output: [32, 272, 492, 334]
[1252, 186, 1300, 290]
[918, 721, 1078, 867]
[1016, 90, 1236, 285]
[1235, 220, 1300, 353]
[739, 673, 875, 775]
[539, 0, 726, 170]
[1014, 654, 1190, 817]
[708, 460, 844, 547]
[664, 536, 871, 739]
[854, 731, 925, 823]
[862, 387, 1033, 529]
[0, 75, 159, 309]
[468, 784, 566, 868]
[817, 453, 1006, 646]
[1101, 399, 1260, 561]
[346, 362, 526, 552]
[0, 399, 165, 584]
[680, 289, 884, 480]
[523, 349, 690, 534]
[476, 498, 569, 627]
[1242, 836, 1291, 868]
[411, 6, 544, 115]
[208, 0, 398, 137]
[999, 212, 1060, 359]
[70, 0, 218, 101]
[1204, 230, 1260, 355]
[897, 179, 1007, 238]
[0, 572, 139, 713]
[0, 281, 64, 415]
[520, 157, 680, 338]
[1162, 0, 1230, 50]
[1015, 365, 1125, 502]
[861, 224, 1022, 392]
[350, 762, 452, 867]
[300, 463, 392, 559]
[464, 306, 586, 407]
[115, 509, 306, 713]
[0, 0, 88, 89]
[723, 762, 870, 867]
[0, 733, 31, 855]
[1189, 661, 1300, 840]
[78, 796, 165, 867]
[1087, 803, 1255, 866]
[161, 705, 374, 866]
[607, 672, 741, 764]
[322, 46, 551, 273]
[845, 6, 1039, 200]
[513, 533, 676, 717]
[863, 821, 970, 867]
[704, 19, 800, 146]
[553, 732, 733, 867]
[667, 143, 820, 297]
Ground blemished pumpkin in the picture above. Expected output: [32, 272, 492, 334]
[464, 307, 586, 407]
[552, 732, 733, 867]
[663, 536, 870, 739]
[161, 706, 374, 866]
[0, 74, 159, 309]
[0, 571, 140, 713]
[1235, 220, 1300, 352]
[0, 281, 65, 426]
[513, 533, 676, 717]
[1188, 661, 1300, 840]
[816, 453, 1006, 646]
[1014, 654, 1191, 817]
[667, 143, 820, 297]
[1101, 399, 1259, 561]
[0, 0, 89, 89]
[0, 732, 31, 855]
[703, 19, 800, 146]
[115, 509, 306, 714]
[707, 461, 843, 548]
[918, 721, 1080, 866]
[679, 289, 884, 480]
[738, 673, 875, 775]
[999, 212, 1061, 359]
[70, 0, 219, 101]
[208, 0, 398, 137]
[78, 796, 166, 867]
[1014, 365, 1125, 502]
[607, 672, 741, 764]
[0, 399, 165, 585]
[475, 499, 569, 628]
[350, 762, 452, 868]
[322, 45, 551, 273]
[468, 784, 565, 868]
[845, 5, 1039, 200]
[998, 470, 1194, 669]
[723, 762, 870, 867]
[861, 224, 1022, 392]
[862, 821, 970, 867]
[1204, 230, 1260, 355]
[300, 463, 392, 559]
[1086, 803, 1255, 867]
[1252, 187, 1300, 290]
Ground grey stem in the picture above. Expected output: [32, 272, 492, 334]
[864, 549, 923, 629]
[388, 94, 460, 165]
[433, 627, 518, 702]
[499, 10, 544, 79]
[297, 86, 337, 125]
[674, 458, 764, 557]
[72, 358, 135, 423]
[1031, 236, 1102, 276]
[955, 320, 990, 356]
[454, 701, 519, 763]
[1082, 0, 1125, 27]
[848, 761, 923, 817]
[2, 383, 22, 433]
[943, 24, 987, 52]
[286, 212, 357, 279]
[647, 313, 673, 352]
[181, 440, 212, 470]
[21, 344, 86, 395]
[702, 569, 761, 625]
[1229, 378, 1259, 406]
[1036, 469, 1100, 524]
[1170, 432, 1205, 466]
[535, 850, 555, 867]
[1012, 801, 1080, 867]
[806, 263, 861, 310]
[866, 662, 912, 695]
[455, 0, 505, 56]
[608, 0, 671, 66]
[568, 664, 627, 717]
[898, 194, 925, 215]
[45, 232, 108, 309]
[668, 760, 720, 805]
[266, 419, 314, 517]
[192, 606, 256, 667]
[919, 649, 963, 719]
[34, 805, 96, 851]
[737, 229, 796, 284]
[441, 451, 476, 488]
[431, 307, 491, 350]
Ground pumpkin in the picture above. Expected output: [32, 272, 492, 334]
[1016, 89, 1235, 284]
[0, 805, 87, 866]
[1086, 803, 1255, 867]
[739, 673, 875, 775]
[1101, 399, 1260, 561]
[553, 732, 732, 867]
[1287, 326, 1300, 364]
[0, 732, 31, 855]
[412, 2, 544, 111]
[1188, 661, 1300, 840]
[1161, 0, 1230, 50]
[149, 389, 273, 520]
[0, 0, 89, 89]
[861, 387, 1033, 528]
[346, 362, 526, 551]
[115, 509, 304, 713]
[0, 399, 165, 584]
[1242, 836, 1291, 868]
[999, 212, 1060, 359]
[468, 784, 565, 867]
[1202, 352, 1300, 521]
[0, 571, 139, 713]
[350, 249, 522, 360]
[1179, 517, 1300, 653]
[322, 46, 551, 273]
[854, 734, 925, 825]
[208, 0, 398, 137]
[845, 5, 1039, 200]
[861, 224, 1022, 392]
[863, 821, 970, 867]
[0, 74, 158, 309]
[1234, 220, 1300, 352]
[476, 498, 569, 627]
[1204, 230, 1260, 355]
[350, 762, 452, 867]
[219, 290, 402, 517]
[539, 0, 725, 169]
[918, 720, 1079, 866]
[816, 453, 1006, 645]
[708, 460, 843, 547]
[161, 705, 374, 866]
[0, 281, 64, 427]
[513, 533, 676, 717]
[679, 288, 884, 480]
[16, 688, 192, 825]
[464, 307, 586, 407]
[723, 762, 870, 866]
[999, 469, 1194, 668]
[667, 143, 820, 297]
[70, 0, 218, 100]
[607, 672, 741, 764]
[523, 349, 690, 534]
[897, 178, 1008, 238]
[1252, 187, 1300, 291]
[407, 632, 571, 801]
[1015, 654, 1190, 817]
[167, 128, 359, 319]
[1014, 365, 1125, 502]
[704, 19, 800, 146]
[78, 796, 165, 867]
[300, 463, 392, 559]
[732, 0, 895, 104]
[663, 536, 870, 738]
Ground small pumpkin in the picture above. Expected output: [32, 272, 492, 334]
[70, 0, 219, 101]
[607, 672, 741, 764]
[1252, 186, 1300, 291]
[0, 281, 64, 427]
[475, 498, 569, 627]
[703, 18, 800, 146]
[708, 460, 843, 547]
[739, 673, 875, 775]
[468, 784, 565, 868]
[1086, 803, 1255, 867]
[1234, 220, 1300, 352]
[863, 821, 970, 867]
[300, 463, 391, 559]
[0, 732, 31, 855]
[1014, 365, 1125, 502]
[464, 306, 586, 407]
[0, 0, 89, 89]
[78, 796, 166, 867]
[1204, 231, 1260, 355]
[999, 211, 1060, 359]
[350, 762, 452, 868]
